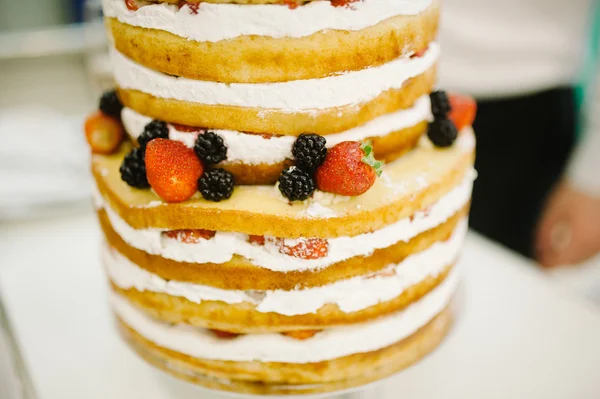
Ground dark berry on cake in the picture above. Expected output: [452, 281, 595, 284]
[278, 167, 316, 201]
[292, 133, 327, 173]
[120, 148, 149, 188]
[199, 168, 235, 202]
[138, 120, 169, 149]
[194, 132, 228, 165]
[99, 90, 123, 119]
[428, 117, 458, 148]
[429, 90, 451, 117]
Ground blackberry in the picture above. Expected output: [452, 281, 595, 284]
[428, 117, 458, 148]
[278, 167, 316, 201]
[199, 168, 235, 202]
[138, 120, 169, 149]
[292, 133, 327, 173]
[194, 132, 227, 165]
[99, 90, 123, 119]
[430, 90, 451, 117]
[120, 148, 149, 188]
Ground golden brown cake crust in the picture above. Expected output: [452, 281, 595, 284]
[116, 65, 436, 136]
[116, 303, 453, 392]
[111, 265, 451, 332]
[108, 3, 439, 83]
[99, 206, 467, 290]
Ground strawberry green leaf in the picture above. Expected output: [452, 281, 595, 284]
[360, 141, 384, 177]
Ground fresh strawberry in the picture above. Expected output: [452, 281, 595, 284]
[448, 94, 477, 131]
[84, 111, 123, 155]
[282, 330, 321, 340]
[210, 329, 240, 339]
[315, 141, 382, 196]
[145, 138, 204, 203]
[125, 0, 138, 11]
[277, 237, 328, 259]
[248, 235, 265, 245]
[163, 229, 215, 244]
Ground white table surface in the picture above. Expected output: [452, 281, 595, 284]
[1, 208, 600, 399]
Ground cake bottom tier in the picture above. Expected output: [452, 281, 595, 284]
[111, 268, 458, 395]
[117, 306, 452, 396]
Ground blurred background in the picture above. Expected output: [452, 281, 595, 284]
[0, 0, 109, 220]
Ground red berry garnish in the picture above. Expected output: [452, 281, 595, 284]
[315, 141, 382, 196]
[125, 0, 138, 11]
[249, 235, 265, 245]
[171, 123, 200, 133]
[282, 0, 299, 9]
[163, 229, 215, 244]
[210, 329, 240, 339]
[329, 0, 360, 7]
[448, 94, 477, 132]
[84, 111, 124, 155]
[277, 237, 328, 260]
[145, 139, 204, 203]
[179, 1, 199, 14]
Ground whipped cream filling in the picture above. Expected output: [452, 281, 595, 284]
[111, 43, 439, 111]
[102, 0, 433, 42]
[111, 264, 458, 363]
[121, 95, 432, 165]
[99, 172, 473, 272]
[106, 219, 465, 316]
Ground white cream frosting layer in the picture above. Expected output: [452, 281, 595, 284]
[99, 171, 473, 272]
[111, 43, 439, 111]
[102, 0, 433, 42]
[121, 95, 432, 165]
[111, 265, 458, 363]
[105, 219, 465, 316]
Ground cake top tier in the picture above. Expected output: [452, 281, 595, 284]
[104, 0, 434, 42]
[103, 0, 439, 83]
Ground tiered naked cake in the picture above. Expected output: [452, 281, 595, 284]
[85, 0, 477, 395]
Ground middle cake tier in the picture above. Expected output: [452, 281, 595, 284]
[111, 43, 438, 136]
[93, 127, 475, 333]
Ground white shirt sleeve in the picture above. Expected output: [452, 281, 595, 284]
[567, 66, 600, 196]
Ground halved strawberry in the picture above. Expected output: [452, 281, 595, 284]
[448, 94, 477, 131]
[277, 237, 328, 259]
[163, 229, 215, 244]
[179, 1, 200, 13]
[145, 138, 204, 203]
[282, 0, 299, 9]
[125, 0, 138, 11]
[248, 235, 265, 245]
[210, 329, 240, 339]
[282, 330, 321, 340]
[84, 111, 123, 155]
